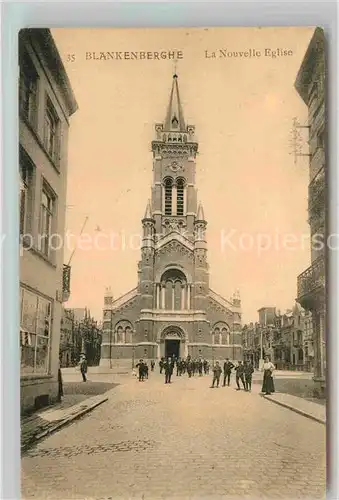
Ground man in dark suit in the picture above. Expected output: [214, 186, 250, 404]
[136, 359, 146, 382]
[235, 361, 246, 390]
[244, 361, 254, 391]
[223, 358, 234, 387]
[164, 357, 174, 384]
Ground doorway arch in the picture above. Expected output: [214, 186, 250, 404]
[160, 325, 186, 359]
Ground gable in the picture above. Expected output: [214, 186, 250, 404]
[155, 239, 193, 261]
[156, 231, 194, 252]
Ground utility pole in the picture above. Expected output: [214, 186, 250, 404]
[109, 309, 113, 369]
[67, 216, 89, 267]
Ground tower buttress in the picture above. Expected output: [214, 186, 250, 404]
[194, 202, 209, 311]
[139, 200, 155, 309]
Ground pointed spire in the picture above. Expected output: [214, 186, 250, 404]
[164, 74, 186, 132]
[143, 199, 153, 220]
[196, 202, 205, 221]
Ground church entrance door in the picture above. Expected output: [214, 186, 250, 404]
[165, 339, 180, 359]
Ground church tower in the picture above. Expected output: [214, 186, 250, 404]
[100, 74, 242, 367]
[151, 73, 199, 240]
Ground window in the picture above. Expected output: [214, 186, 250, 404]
[171, 115, 179, 129]
[176, 178, 185, 216]
[20, 287, 52, 375]
[44, 97, 59, 163]
[19, 150, 34, 236]
[39, 183, 55, 258]
[19, 51, 38, 128]
[164, 178, 173, 215]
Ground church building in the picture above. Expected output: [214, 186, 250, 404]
[100, 74, 243, 367]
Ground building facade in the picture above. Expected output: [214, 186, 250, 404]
[59, 308, 102, 367]
[59, 307, 73, 367]
[100, 75, 242, 367]
[295, 28, 326, 396]
[19, 29, 77, 412]
[243, 304, 313, 371]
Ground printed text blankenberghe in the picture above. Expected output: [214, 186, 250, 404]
[85, 50, 184, 60]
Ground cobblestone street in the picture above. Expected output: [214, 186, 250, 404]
[22, 371, 326, 500]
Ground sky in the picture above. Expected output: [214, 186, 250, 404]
[52, 27, 314, 324]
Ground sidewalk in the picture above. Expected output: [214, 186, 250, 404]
[263, 392, 326, 425]
[21, 382, 118, 453]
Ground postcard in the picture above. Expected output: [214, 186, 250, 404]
[19, 27, 326, 500]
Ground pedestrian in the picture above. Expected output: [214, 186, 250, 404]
[235, 360, 246, 390]
[159, 357, 164, 374]
[211, 361, 222, 388]
[203, 359, 208, 374]
[58, 354, 64, 401]
[198, 358, 203, 376]
[150, 360, 155, 372]
[186, 359, 193, 378]
[261, 356, 275, 395]
[244, 361, 254, 392]
[136, 359, 146, 382]
[79, 354, 88, 382]
[223, 358, 234, 387]
[144, 363, 149, 379]
[164, 357, 174, 384]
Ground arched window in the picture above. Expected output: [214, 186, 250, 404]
[165, 281, 172, 310]
[116, 326, 123, 344]
[214, 327, 221, 344]
[172, 115, 179, 129]
[164, 178, 173, 215]
[222, 327, 230, 345]
[212, 324, 230, 345]
[160, 268, 187, 311]
[125, 326, 132, 343]
[174, 281, 182, 310]
[176, 178, 185, 216]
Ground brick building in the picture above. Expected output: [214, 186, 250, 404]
[100, 74, 242, 368]
[19, 29, 77, 412]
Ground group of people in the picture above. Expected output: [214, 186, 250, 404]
[210, 359, 254, 390]
[159, 357, 210, 378]
[133, 354, 276, 395]
[134, 359, 155, 382]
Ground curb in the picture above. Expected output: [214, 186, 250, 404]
[263, 395, 326, 425]
[22, 396, 108, 452]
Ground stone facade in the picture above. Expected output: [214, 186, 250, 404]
[295, 28, 326, 396]
[19, 29, 77, 412]
[100, 75, 242, 367]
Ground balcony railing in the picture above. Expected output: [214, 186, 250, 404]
[297, 256, 325, 300]
[62, 264, 71, 302]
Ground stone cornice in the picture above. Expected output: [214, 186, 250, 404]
[140, 309, 209, 323]
[208, 289, 241, 314]
[110, 287, 139, 310]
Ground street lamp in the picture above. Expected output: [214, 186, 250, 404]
[259, 326, 264, 370]
[109, 309, 113, 369]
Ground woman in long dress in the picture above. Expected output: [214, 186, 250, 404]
[261, 356, 275, 395]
